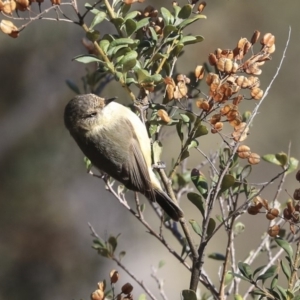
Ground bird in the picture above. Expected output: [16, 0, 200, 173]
[64, 93, 184, 221]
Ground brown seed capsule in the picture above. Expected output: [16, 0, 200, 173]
[251, 87, 263, 100]
[293, 188, 300, 200]
[214, 122, 223, 131]
[0, 19, 16, 34]
[261, 33, 275, 48]
[97, 281, 105, 291]
[195, 65, 205, 80]
[232, 95, 243, 105]
[200, 100, 210, 111]
[247, 206, 259, 215]
[268, 225, 280, 237]
[110, 270, 119, 284]
[236, 76, 250, 88]
[248, 153, 260, 165]
[197, 1, 206, 13]
[250, 30, 260, 45]
[210, 114, 221, 125]
[248, 76, 260, 88]
[91, 289, 104, 300]
[208, 53, 217, 66]
[237, 38, 248, 50]
[266, 208, 279, 220]
[267, 44, 276, 54]
[283, 207, 291, 220]
[296, 170, 300, 182]
[157, 109, 171, 123]
[121, 283, 133, 295]
[237, 145, 251, 159]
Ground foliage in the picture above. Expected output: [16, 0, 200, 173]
[2, 0, 300, 299]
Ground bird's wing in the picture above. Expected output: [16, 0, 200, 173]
[121, 119, 155, 201]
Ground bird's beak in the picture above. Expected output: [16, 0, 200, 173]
[104, 97, 117, 105]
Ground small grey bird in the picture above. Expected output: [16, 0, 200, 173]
[64, 94, 184, 221]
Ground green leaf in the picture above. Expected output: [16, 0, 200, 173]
[180, 113, 190, 123]
[65, 79, 80, 94]
[180, 150, 190, 161]
[110, 38, 137, 48]
[153, 140, 163, 163]
[262, 154, 281, 165]
[276, 285, 287, 299]
[99, 39, 110, 53]
[86, 30, 100, 42]
[287, 157, 299, 174]
[187, 192, 205, 217]
[280, 260, 291, 281]
[234, 222, 245, 235]
[124, 10, 139, 21]
[253, 265, 266, 278]
[238, 262, 252, 280]
[234, 295, 243, 300]
[90, 11, 107, 29]
[208, 252, 226, 261]
[119, 251, 126, 260]
[111, 17, 124, 28]
[189, 219, 202, 236]
[125, 19, 137, 36]
[220, 174, 235, 192]
[239, 165, 252, 180]
[178, 4, 192, 19]
[187, 139, 198, 150]
[176, 120, 184, 141]
[148, 26, 158, 42]
[73, 54, 104, 64]
[275, 238, 293, 261]
[136, 17, 150, 31]
[178, 14, 206, 29]
[181, 289, 197, 300]
[224, 271, 233, 285]
[207, 218, 216, 237]
[158, 260, 165, 268]
[118, 50, 138, 72]
[107, 236, 118, 252]
[180, 35, 204, 45]
[271, 274, 278, 289]
[138, 294, 147, 300]
[193, 124, 208, 139]
[84, 2, 93, 9]
[163, 25, 177, 37]
[191, 169, 208, 199]
[161, 7, 174, 25]
[275, 152, 288, 166]
[256, 265, 277, 282]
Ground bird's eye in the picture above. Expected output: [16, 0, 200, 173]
[84, 112, 97, 119]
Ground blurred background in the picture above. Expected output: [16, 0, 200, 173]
[1, 1, 300, 299]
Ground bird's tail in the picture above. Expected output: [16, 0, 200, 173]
[148, 189, 184, 221]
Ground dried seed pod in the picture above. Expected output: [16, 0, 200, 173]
[248, 76, 260, 88]
[195, 65, 205, 80]
[121, 283, 133, 295]
[237, 145, 251, 159]
[237, 38, 248, 50]
[296, 170, 300, 182]
[243, 41, 252, 55]
[217, 57, 231, 72]
[247, 206, 259, 215]
[293, 188, 300, 200]
[1, 0, 16, 14]
[248, 153, 260, 165]
[266, 208, 279, 220]
[210, 114, 221, 125]
[244, 61, 262, 75]
[283, 207, 291, 220]
[157, 109, 171, 123]
[236, 76, 250, 88]
[208, 53, 217, 66]
[97, 281, 105, 291]
[91, 289, 104, 300]
[250, 87, 263, 100]
[214, 122, 223, 131]
[110, 270, 119, 284]
[220, 104, 231, 115]
[0, 19, 18, 37]
[200, 100, 210, 111]
[267, 44, 275, 54]
[197, 1, 206, 13]
[268, 225, 280, 237]
[250, 30, 260, 45]
[261, 33, 275, 47]
[232, 95, 243, 105]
